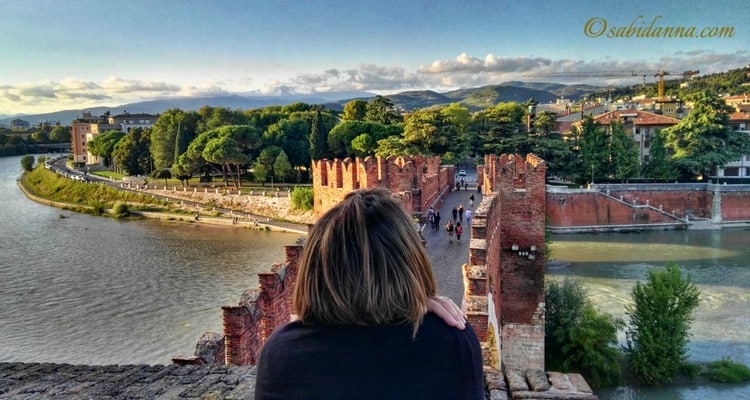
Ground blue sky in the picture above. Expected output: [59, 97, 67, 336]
[0, 0, 747, 115]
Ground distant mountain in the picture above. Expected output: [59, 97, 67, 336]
[1, 83, 598, 126]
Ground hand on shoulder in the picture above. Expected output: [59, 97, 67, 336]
[426, 296, 466, 330]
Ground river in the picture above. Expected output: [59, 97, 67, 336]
[0, 155, 301, 365]
[1, 155, 749, 398]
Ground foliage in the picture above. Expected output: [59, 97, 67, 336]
[663, 92, 750, 179]
[545, 279, 624, 388]
[624, 262, 701, 385]
[88, 130, 125, 169]
[112, 127, 151, 176]
[20, 155, 35, 172]
[609, 121, 639, 180]
[151, 168, 172, 186]
[328, 120, 402, 158]
[642, 129, 679, 180]
[365, 95, 402, 124]
[290, 187, 314, 211]
[20, 167, 169, 210]
[309, 106, 329, 160]
[702, 359, 750, 383]
[576, 115, 609, 183]
[112, 202, 130, 219]
[342, 99, 368, 121]
[401, 107, 455, 155]
[89, 199, 105, 216]
[273, 150, 293, 182]
[150, 109, 200, 170]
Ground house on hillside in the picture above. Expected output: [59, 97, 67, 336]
[720, 110, 750, 179]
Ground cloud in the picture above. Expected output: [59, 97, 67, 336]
[3, 49, 747, 116]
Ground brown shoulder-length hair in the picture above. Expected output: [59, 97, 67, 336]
[293, 188, 437, 333]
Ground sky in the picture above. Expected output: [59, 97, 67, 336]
[1, 0, 747, 116]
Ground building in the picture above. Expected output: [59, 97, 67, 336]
[70, 111, 158, 166]
[10, 118, 30, 129]
[718, 110, 750, 178]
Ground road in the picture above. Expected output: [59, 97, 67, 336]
[422, 172, 482, 304]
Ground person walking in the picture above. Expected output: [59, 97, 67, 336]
[458, 205, 464, 223]
[433, 210, 441, 232]
[465, 209, 473, 227]
[445, 220, 454, 243]
[455, 222, 463, 242]
[469, 194, 475, 207]
[451, 206, 458, 222]
[255, 188, 484, 400]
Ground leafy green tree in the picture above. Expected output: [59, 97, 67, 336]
[624, 262, 701, 385]
[609, 121, 639, 181]
[150, 109, 199, 170]
[533, 110, 559, 137]
[253, 146, 280, 185]
[290, 187, 314, 210]
[663, 92, 750, 179]
[309, 106, 329, 161]
[112, 128, 151, 176]
[545, 279, 624, 388]
[328, 120, 402, 158]
[401, 107, 455, 155]
[642, 129, 679, 180]
[577, 115, 609, 183]
[88, 130, 125, 169]
[49, 125, 71, 143]
[273, 150, 294, 183]
[197, 106, 249, 133]
[264, 118, 311, 170]
[20, 155, 34, 172]
[474, 102, 526, 154]
[203, 135, 249, 188]
[342, 99, 368, 121]
[365, 95, 402, 124]
[151, 168, 172, 186]
[30, 129, 49, 143]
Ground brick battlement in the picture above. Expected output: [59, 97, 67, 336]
[311, 155, 453, 219]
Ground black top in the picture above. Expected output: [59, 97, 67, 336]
[255, 313, 485, 400]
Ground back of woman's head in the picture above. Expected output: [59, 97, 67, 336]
[293, 188, 436, 331]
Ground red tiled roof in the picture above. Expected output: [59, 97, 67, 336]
[591, 109, 680, 126]
[730, 111, 750, 121]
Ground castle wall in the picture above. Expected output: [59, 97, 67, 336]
[311, 155, 451, 220]
[470, 154, 546, 371]
[547, 183, 750, 230]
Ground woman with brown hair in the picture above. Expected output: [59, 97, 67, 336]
[255, 188, 484, 400]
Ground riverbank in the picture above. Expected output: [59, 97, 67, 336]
[17, 168, 310, 234]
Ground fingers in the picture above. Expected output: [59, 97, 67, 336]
[426, 296, 466, 330]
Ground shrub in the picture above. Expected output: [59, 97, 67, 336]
[624, 262, 701, 385]
[89, 199, 105, 216]
[112, 202, 129, 219]
[291, 187, 313, 211]
[703, 359, 750, 383]
[545, 279, 624, 387]
[20, 155, 35, 172]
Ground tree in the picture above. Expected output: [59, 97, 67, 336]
[150, 109, 199, 171]
[88, 130, 125, 170]
[401, 107, 455, 155]
[609, 121, 639, 181]
[624, 262, 701, 385]
[663, 92, 750, 179]
[20, 155, 34, 172]
[577, 115, 609, 183]
[342, 99, 368, 121]
[365, 95, 402, 124]
[545, 279, 624, 388]
[253, 146, 280, 185]
[642, 129, 678, 180]
[309, 106, 329, 160]
[474, 102, 526, 154]
[534, 110, 559, 137]
[151, 168, 172, 186]
[49, 125, 71, 143]
[273, 150, 293, 183]
[112, 128, 151, 176]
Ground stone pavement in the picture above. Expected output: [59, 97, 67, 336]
[0, 362, 257, 399]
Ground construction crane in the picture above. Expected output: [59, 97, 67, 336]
[523, 70, 699, 101]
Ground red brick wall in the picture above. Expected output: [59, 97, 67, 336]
[721, 191, 750, 221]
[312, 155, 452, 220]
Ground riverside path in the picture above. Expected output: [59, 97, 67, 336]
[0, 173, 482, 399]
